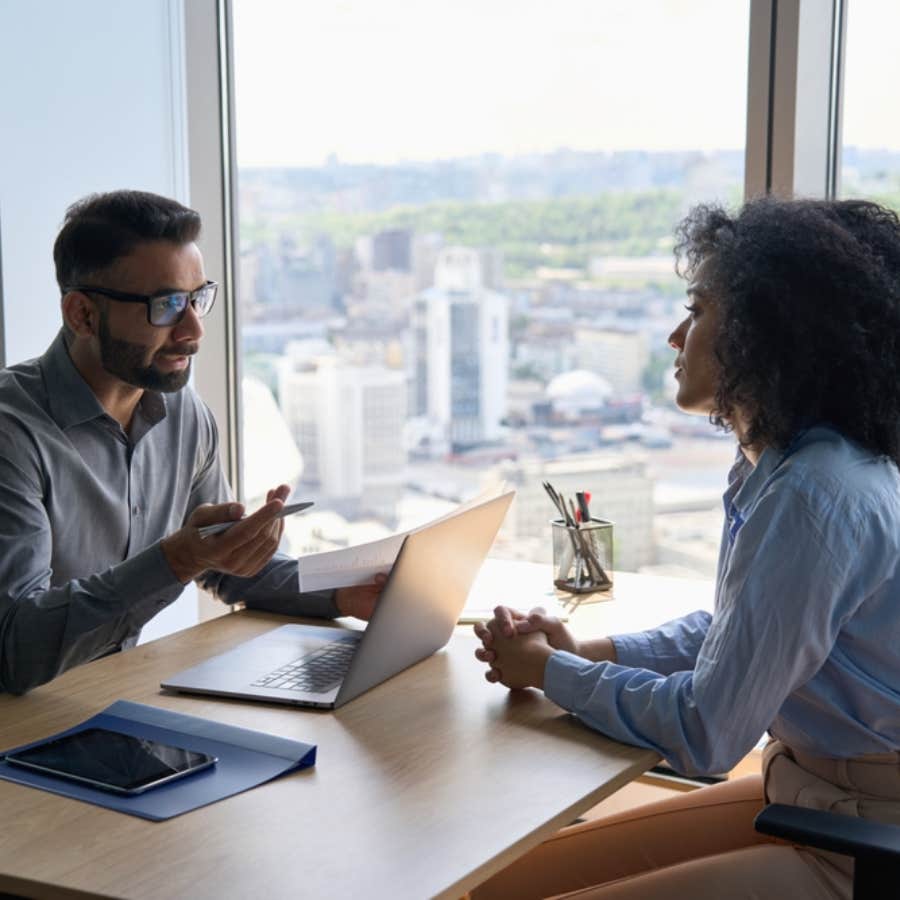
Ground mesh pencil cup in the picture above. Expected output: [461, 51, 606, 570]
[551, 517, 613, 594]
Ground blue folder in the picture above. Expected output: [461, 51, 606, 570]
[0, 700, 316, 821]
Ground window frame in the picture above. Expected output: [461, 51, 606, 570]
[184, 0, 243, 499]
[187, 0, 848, 501]
[745, 0, 846, 199]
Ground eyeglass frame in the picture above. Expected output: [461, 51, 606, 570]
[63, 281, 218, 327]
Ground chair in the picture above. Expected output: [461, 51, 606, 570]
[754, 804, 900, 900]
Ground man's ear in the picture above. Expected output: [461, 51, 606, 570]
[61, 291, 98, 338]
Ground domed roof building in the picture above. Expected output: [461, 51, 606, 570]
[546, 370, 613, 418]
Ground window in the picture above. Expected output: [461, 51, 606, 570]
[231, 0, 751, 578]
[840, 0, 900, 208]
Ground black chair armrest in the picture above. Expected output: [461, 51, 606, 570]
[755, 804, 900, 860]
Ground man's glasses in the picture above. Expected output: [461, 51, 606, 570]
[64, 281, 218, 327]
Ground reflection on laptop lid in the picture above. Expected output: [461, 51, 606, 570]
[161, 490, 514, 709]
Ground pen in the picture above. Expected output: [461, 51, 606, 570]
[544, 481, 583, 579]
[576, 491, 591, 523]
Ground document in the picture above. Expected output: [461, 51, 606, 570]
[297, 486, 506, 592]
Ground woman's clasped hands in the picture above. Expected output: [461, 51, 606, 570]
[473, 607, 581, 690]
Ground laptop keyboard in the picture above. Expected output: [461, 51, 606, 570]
[251, 639, 358, 694]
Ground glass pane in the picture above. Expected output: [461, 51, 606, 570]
[232, 0, 749, 579]
[840, 0, 900, 209]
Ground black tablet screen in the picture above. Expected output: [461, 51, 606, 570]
[5, 727, 215, 793]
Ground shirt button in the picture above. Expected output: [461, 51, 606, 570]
[132, 505, 141, 516]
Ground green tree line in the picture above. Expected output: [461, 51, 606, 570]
[242, 189, 690, 279]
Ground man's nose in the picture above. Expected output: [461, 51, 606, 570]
[173, 302, 204, 342]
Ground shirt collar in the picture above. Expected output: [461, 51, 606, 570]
[730, 444, 783, 512]
[41, 329, 168, 433]
[722, 445, 751, 510]
[131, 390, 167, 441]
[41, 330, 107, 429]
[729, 427, 826, 513]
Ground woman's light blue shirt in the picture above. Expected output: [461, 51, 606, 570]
[543, 427, 900, 775]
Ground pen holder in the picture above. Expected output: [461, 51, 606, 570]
[551, 517, 614, 594]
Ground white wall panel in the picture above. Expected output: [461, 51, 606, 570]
[0, 0, 197, 639]
[0, 0, 187, 365]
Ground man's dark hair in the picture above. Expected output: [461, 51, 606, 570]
[53, 190, 202, 291]
[674, 196, 900, 465]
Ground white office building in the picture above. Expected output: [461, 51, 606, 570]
[414, 247, 509, 452]
[573, 327, 649, 397]
[279, 356, 407, 518]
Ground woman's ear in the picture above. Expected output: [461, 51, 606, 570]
[61, 290, 98, 338]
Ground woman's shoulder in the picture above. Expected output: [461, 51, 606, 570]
[780, 426, 900, 528]
[788, 426, 897, 480]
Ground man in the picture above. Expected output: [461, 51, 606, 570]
[0, 190, 381, 694]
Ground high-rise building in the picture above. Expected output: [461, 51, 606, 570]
[279, 356, 407, 519]
[347, 268, 416, 320]
[372, 228, 413, 271]
[573, 327, 649, 396]
[252, 234, 338, 319]
[411, 232, 444, 291]
[413, 247, 509, 452]
[477, 247, 505, 291]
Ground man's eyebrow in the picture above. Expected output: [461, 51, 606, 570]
[686, 284, 708, 298]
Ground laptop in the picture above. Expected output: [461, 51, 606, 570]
[161, 490, 514, 709]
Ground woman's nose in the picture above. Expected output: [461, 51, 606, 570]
[668, 319, 687, 350]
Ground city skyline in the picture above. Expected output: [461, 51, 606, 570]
[231, 0, 900, 582]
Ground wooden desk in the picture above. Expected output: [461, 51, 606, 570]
[561, 569, 715, 636]
[0, 608, 657, 900]
[464, 563, 737, 806]
[467, 561, 715, 639]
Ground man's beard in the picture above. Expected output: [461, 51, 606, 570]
[98, 313, 194, 392]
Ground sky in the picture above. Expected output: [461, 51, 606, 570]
[232, 0, 900, 169]
[232, 0, 750, 166]
[841, 0, 900, 152]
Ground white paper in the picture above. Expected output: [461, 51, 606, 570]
[297, 532, 406, 592]
[297, 484, 508, 592]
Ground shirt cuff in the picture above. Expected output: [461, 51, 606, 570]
[609, 631, 658, 669]
[244, 588, 340, 619]
[300, 589, 340, 619]
[119, 543, 189, 627]
[544, 649, 604, 712]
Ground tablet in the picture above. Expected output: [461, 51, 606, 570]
[197, 500, 314, 537]
[4, 727, 217, 795]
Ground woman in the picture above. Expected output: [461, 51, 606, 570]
[472, 197, 900, 899]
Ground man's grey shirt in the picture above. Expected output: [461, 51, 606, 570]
[0, 331, 337, 694]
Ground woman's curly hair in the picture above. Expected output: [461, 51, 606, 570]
[674, 196, 900, 466]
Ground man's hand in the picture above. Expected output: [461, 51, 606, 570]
[481, 624, 554, 690]
[335, 574, 388, 621]
[161, 484, 291, 583]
